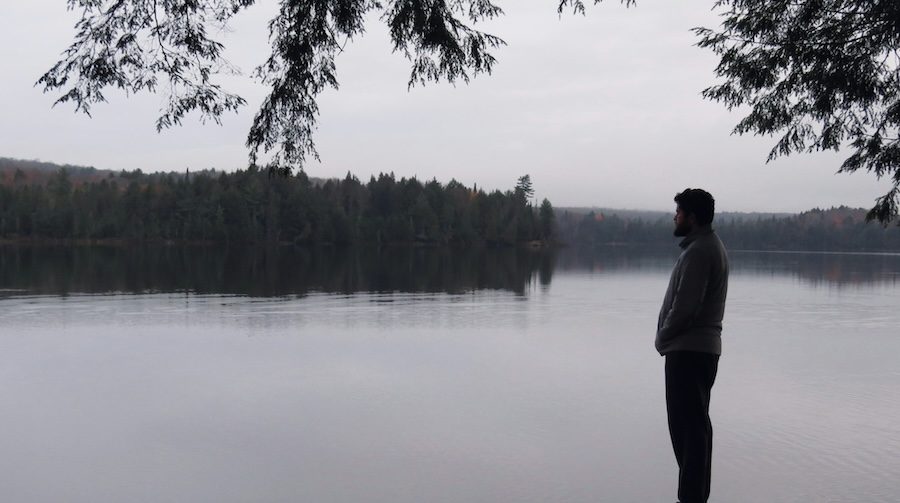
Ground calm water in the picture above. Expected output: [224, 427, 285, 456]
[1, 245, 899, 502]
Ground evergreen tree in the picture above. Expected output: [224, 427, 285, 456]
[514, 174, 535, 206]
[539, 198, 556, 240]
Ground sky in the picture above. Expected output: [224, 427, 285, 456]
[0, 0, 893, 213]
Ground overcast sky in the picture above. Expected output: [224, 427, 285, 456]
[0, 0, 893, 212]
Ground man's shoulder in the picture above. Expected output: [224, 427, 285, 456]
[681, 232, 727, 265]
[694, 230, 727, 251]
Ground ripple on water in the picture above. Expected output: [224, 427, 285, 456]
[0, 290, 548, 331]
[718, 365, 900, 503]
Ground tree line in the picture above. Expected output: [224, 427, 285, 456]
[0, 167, 556, 246]
[3, 160, 897, 251]
[556, 207, 900, 252]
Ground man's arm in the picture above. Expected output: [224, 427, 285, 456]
[656, 251, 710, 345]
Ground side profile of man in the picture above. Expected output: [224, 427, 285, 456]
[657, 188, 729, 503]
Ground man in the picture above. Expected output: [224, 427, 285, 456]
[657, 188, 729, 503]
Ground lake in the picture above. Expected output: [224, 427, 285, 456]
[1, 244, 898, 502]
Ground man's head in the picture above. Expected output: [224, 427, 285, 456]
[673, 188, 715, 237]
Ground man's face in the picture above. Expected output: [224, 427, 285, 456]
[673, 207, 693, 237]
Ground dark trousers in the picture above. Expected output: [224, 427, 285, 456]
[665, 351, 719, 503]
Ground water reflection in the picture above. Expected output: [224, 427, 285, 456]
[730, 250, 900, 286]
[2, 245, 899, 503]
[555, 245, 678, 274]
[2, 244, 898, 297]
[0, 245, 556, 297]
[558, 245, 900, 286]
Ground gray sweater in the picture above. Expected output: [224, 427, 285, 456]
[656, 226, 729, 355]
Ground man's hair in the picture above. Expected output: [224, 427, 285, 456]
[674, 188, 715, 226]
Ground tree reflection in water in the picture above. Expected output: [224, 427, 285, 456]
[0, 245, 556, 297]
[558, 245, 900, 287]
[2, 245, 897, 298]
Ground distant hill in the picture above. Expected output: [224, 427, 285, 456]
[555, 205, 899, 251]
[556, 207, 793, 223]
[0, 157, 106, 186]
[0, 158, 98, 175]
[786, 206, 871, 228]
[0, 157, 335, 188]
[3, 157, 895, 252]
[0, 157, 876, 224]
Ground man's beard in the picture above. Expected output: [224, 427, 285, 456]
[673, 222, 692, 237]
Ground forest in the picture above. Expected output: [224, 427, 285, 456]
[2, 158, 898, 252]
[556, 207, 900, 252]
[0, 160, 554, 246]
